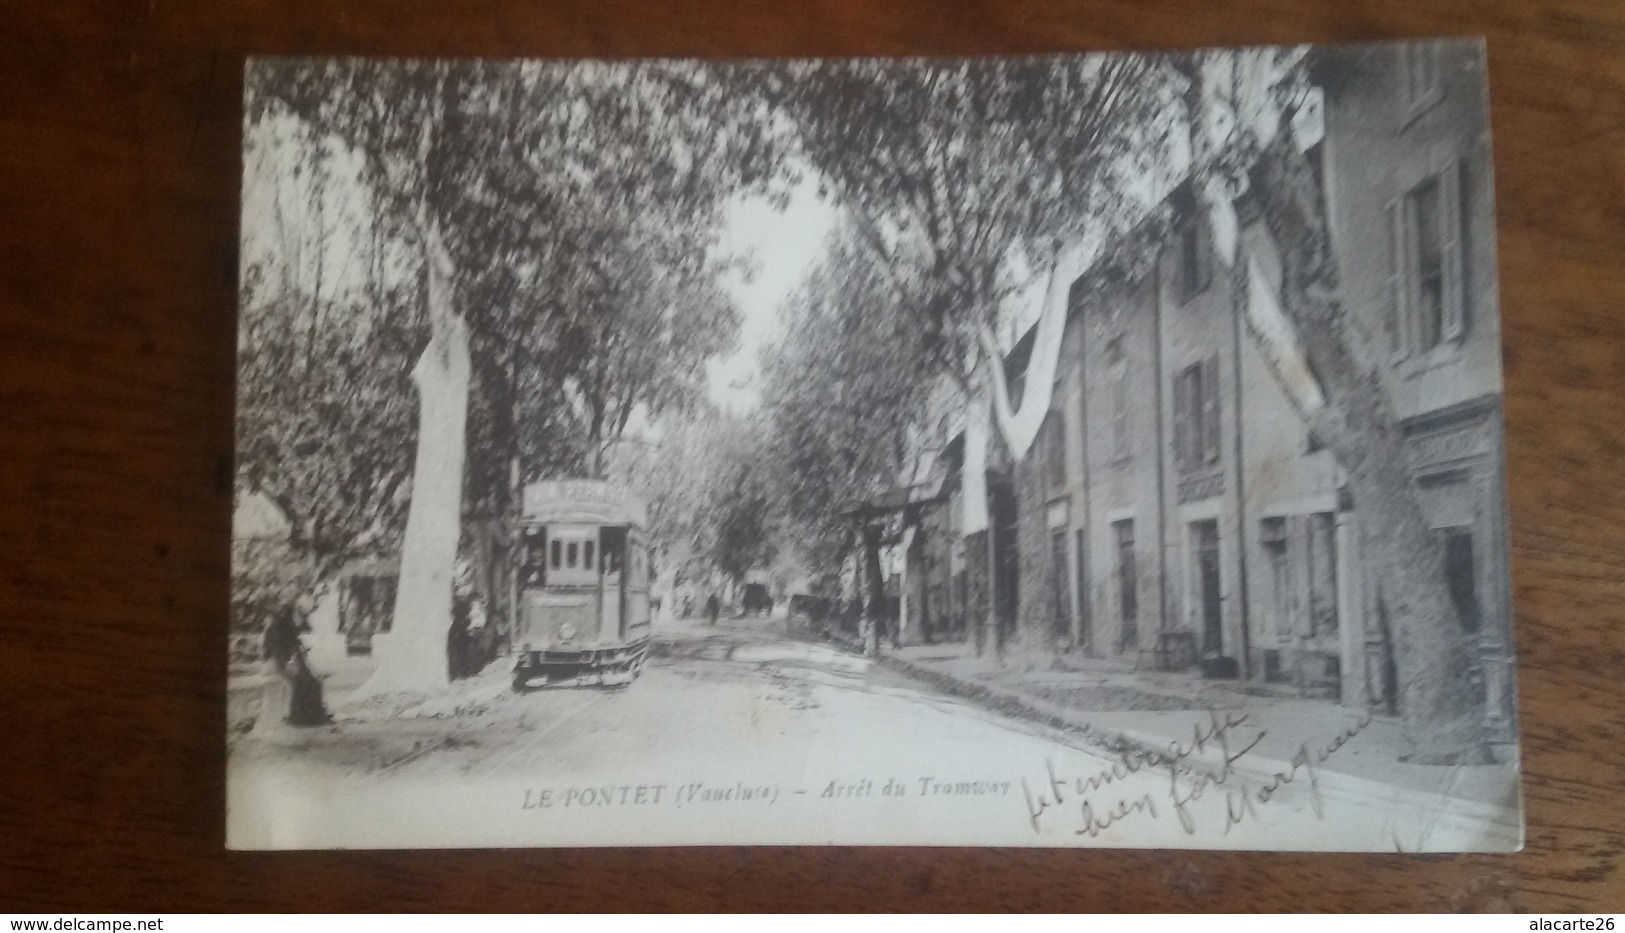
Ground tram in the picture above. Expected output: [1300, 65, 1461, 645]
[512, 479, 652, 690]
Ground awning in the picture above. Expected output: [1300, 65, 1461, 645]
[839, 483, 951, 522]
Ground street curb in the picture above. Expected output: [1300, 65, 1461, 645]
[879, 649, 1118, 746]
[805, 627, 1117, 751]
[806, 628, 1520, 837]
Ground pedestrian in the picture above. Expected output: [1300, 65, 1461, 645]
[467, 594, 491, 669]
[865, 595, 893, 656]
[448, 558, 472, 679]
[447, 597, 471, 680]
[705, 592, 720, 627]
[258, 600, 331, 730]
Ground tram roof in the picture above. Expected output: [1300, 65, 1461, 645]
[522, 478, 648, 527]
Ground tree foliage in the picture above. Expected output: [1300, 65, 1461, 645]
[237, 111, 419, 578]
[708, 423, 780, 587]
[766, 55, 1174, 387]
[761, 230, 939, 584]
[237, 60, 779, 680]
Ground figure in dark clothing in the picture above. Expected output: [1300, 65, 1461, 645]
[261, 608, 302, 670]
[705, 593, 720, 627]
[864, 597, 900, 653]
[447, 597, 471, 681]
[260, 605, 331, 728]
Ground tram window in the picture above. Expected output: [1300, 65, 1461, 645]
[584, 541, 595, 570]
[601, 527, 626, 574]
[550, 539, 562, 568]
[523, 530, 546, 585]
[567, 541, 578, 568]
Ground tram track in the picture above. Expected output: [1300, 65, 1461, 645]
[458, 687, 608, 777]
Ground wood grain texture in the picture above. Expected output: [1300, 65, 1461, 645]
[2, 0, 1622, 913]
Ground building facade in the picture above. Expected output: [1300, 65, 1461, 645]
[1311, 40, 1512, 732]
[901, 41, 1508, 731]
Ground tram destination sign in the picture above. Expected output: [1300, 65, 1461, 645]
[523, 479, 649, 528]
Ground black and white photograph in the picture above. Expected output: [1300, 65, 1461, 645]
[227, 41, 1521, 851]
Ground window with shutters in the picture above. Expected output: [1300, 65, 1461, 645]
[1050, 530, 1071, 636]
[1043, 409, 1066, 490]
[1113, 519, 1138, 647]
[1173, 357, 1221, 470]
[1388, 163, 1466, 357]
[1402, 41, 1444, 118]
[1201, 358, 1220, 464]
[1176, 218, 1211, 302]
[1075, 528, 1091, 650]
[1440, 527, 1482, 635]
[1413, 176, 1446, 349]
[1307, 512, 1339, 638]
[1260, 517, 1292, 642]
[1174, 364, 1193, 468]
[1109, 363, 1129, 463]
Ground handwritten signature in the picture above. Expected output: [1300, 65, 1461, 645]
[1022, 709, 1373, 838]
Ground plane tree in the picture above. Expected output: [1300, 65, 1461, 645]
[242, 59, 778, 694]
[760, 230, 940, 645]
[234, 106, 421, 635]
[1173, 47, 1490, 762]
[763, 55, 1170, 642]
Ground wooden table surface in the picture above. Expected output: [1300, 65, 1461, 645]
[3, 0, 1623, 914]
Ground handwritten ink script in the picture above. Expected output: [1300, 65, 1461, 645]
[1020, 710, 1373, 839]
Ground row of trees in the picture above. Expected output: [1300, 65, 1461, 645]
[602, 412, 779, 601]
[758, 55, 1180, 635]
[238, 50, 1487, 762]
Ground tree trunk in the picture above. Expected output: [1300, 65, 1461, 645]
[958, 398, 998, 658]
[968, 244, 1090, 664]
[1009, 453, 1053, 667]
[1342, 427, 1487, 762]
[1277, 320, 1485, 761]
[588, 395, 605, 479]
[860, 523, 886, 657]
[355, 215, 471, 698]
[960, 395, 991, 535]
[1230, 130, 1488, 764]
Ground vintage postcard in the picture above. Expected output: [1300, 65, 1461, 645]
[228, 41, 1522, 851]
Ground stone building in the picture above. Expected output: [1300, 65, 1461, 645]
[1067, 267, 1169, 665]
[1308, 40, 1511, 732]
[899, 41, 1508, 732]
